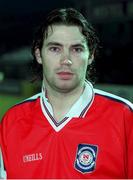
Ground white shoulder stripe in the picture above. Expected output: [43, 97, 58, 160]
[25, 92, 41, 101]
[94, 88, 133, 110]
[15, 93, 41, 106]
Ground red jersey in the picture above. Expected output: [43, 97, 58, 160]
[0, 85, 133, 178]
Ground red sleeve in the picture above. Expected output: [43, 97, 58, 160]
[0, 108, 16, 177]
[124, 106, 133, 178]
[0, 114, 8, 172]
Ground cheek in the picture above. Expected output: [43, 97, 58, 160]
[81, 54, 89, 69]
[42, 58, 58, 76]
[43, 52, 60, 65]
[73, 55, 88, 69]
[74, 57, 88, 77]
[43, 61, 53, 73]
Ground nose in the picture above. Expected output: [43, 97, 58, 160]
[60, 50, 72, 65]
[61, 58, 72, 65]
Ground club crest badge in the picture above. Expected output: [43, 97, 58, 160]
[74, 144, 98, 173]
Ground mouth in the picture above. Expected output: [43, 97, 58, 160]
[56, 71, 74, 80]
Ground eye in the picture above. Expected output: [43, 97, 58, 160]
[49, 46, 61, 53]
[72, 47, 83, 53]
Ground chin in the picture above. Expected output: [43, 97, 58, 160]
[55, 82, 78, 93]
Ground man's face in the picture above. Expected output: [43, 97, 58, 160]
[36, 25, 93, 93]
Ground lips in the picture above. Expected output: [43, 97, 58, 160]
[57, 72, 74, 80]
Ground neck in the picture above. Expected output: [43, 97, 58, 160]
[43, 80, 85, 121]
[46, 83, 84, 106]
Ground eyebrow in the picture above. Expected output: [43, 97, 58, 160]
[71, 44, 85, 48]
[46, 41, 87, 48]
[46, 42, 62, 47]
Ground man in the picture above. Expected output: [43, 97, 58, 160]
[0, 8, 133, 179]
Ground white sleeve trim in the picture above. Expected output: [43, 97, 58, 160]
[94, 88, 133, 110]
[0, 148, 7, 179]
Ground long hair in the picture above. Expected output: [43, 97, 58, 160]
[31, 8, 100, 83]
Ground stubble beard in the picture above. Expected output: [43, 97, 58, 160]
[43, 74, 84, 94]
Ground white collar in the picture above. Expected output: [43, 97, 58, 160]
[40, 80, 94, 132]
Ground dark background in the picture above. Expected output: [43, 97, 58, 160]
[0, 0, 133, 84]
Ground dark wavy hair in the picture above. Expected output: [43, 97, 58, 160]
[31, 8, 100, 83]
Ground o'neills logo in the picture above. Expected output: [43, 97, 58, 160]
[23, 153, 43, 163]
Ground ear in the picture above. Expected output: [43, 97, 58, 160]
[88, 54, 94, 65]
[35, 48, 42, 64]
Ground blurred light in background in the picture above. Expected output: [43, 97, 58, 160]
[0, 72, 4, 82]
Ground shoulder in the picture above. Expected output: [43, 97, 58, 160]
[94, 88, 133, 111]
[1, 93, 42, 125]
[9, 92, 41, 112]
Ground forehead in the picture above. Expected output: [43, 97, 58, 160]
[44, 25, 87, 44]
